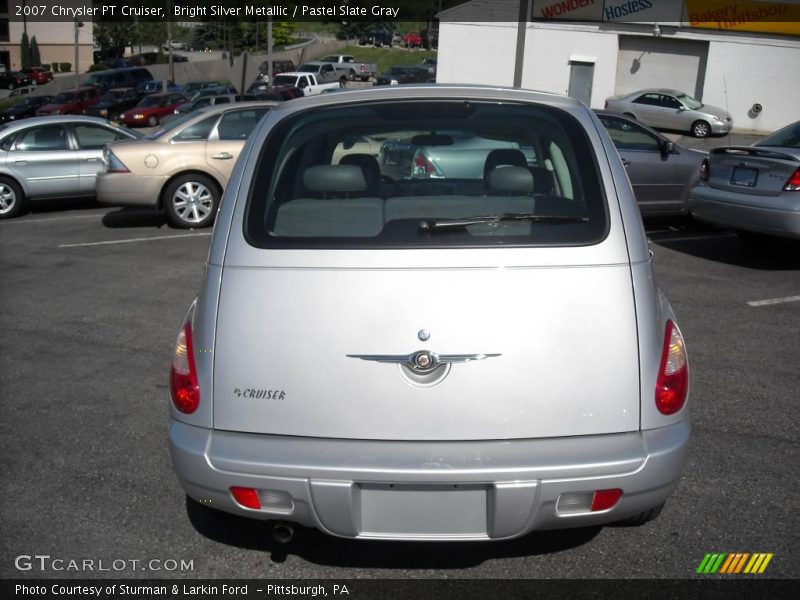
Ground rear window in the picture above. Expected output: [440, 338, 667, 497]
[245, 100, 608, 248]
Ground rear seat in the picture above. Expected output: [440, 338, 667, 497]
[273, 165, 384, 237]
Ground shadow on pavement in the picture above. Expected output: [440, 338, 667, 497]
[186, 497, 602, 567]
[102, 207, 169, 228]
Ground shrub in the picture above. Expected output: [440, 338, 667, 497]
[51, 63, 60, 73]
[87, 64, 106, 72]
[59, 62, 72, 72]
[30, 36, 41, 67]
[41, 63, 51, 71]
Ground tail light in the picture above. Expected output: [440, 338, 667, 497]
[170, 322, 200, 414]
[412, 151, 439, 178]
[700, 158, 709, 182]
[655, 320, 689, 415]
[103, 148, 130, 173]
[230, 487, 261, 510]
[784, 167, 800, 191]
[590, 489, 623, 511]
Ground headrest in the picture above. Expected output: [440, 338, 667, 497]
[487, 166, 534, 194]
[484, 148, 528, 178]
[303, 165, 366, 193]
[339, 153, 381, 176]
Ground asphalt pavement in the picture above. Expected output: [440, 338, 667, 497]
[0, 201, 798, 581]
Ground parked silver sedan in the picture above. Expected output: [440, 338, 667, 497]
[595, 111, 706, 216]
[689, 120, 800, 240]
[0, 116, 140, 219]
[168, 86, 690, 542]
[605, 89, 732, 138]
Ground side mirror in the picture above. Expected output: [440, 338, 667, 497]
[662, 141, 675, 155]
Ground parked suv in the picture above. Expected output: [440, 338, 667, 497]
[167, 86, 691, 542]
[82, 67, 153, 93]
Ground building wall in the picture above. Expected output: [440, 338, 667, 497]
[437, 21, 800, 133]
[0, 21, 93, 72]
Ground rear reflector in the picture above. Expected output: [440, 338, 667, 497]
[655, 320, 689, 415]
[170, 322, 200, 414]
[591, 489, 623, 511]
[785, 167, 800, 191]
[230, 487, 261, 510]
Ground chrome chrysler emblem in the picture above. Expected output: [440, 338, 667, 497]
[347, 351, 501, 374]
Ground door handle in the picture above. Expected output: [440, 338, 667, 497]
[84, 157, 99, 162]
[211, 152, 233, 160]
[14, 160, 27, 165]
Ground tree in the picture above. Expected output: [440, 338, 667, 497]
[93, 22, 132, 61]
[20, 32, 31, 69]
[30, 36, 41, 67]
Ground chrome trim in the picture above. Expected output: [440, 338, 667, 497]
[347, 350, 501, 373]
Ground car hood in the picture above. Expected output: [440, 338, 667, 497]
[697, 104, 730, 120]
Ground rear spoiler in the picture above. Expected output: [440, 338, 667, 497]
[710, 146, 800, 162]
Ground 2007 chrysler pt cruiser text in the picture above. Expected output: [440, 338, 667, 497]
[168, 85, 690, 541]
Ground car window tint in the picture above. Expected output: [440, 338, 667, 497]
[216, 97, 231, 104]
[660, 95, 681, 109]
[14, 125, 69, 151]
[73, 125, 127, 149]
[174, 115, 219, 141]
[600, 117, 660, 151]
[217, 108, 269, 141]
[633, 94, 660, 106]
[245, 101, 607, 248]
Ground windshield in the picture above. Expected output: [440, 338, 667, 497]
[677, 94, 703, 110]
[321, 56, 338, 62]
[144, 112, 198, 140]
[138, 96, 161, 108]
[53, 93, 76, 104]
[297, 65, 318, 73]
[245, 100, 608, 249]
[756, 121, 800, 148]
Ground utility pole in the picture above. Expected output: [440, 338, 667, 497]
[513, 0, 529, 89]
[74, 19, 84, 89]
[267, 17, 273, 85]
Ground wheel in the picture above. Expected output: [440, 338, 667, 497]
[339, 76, 347, 87]
[163, 174, 220, 229]
[147, 115, 159, 127]
[0, 177, 24, 219]
[615, 502, 665, 526]
[691, 120, 711, 138]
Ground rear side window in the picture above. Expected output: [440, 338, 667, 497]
[245, 101, 608, 248]
[217, 108, 270, 141]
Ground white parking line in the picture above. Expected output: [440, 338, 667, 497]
[0, 213, 110, 225]
[747, 295, 800, 307]
[58, 232, 212, 248]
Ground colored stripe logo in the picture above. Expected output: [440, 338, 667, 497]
[697, 553, 773, 574]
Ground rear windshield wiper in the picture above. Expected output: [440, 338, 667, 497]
[418, 213, 589, 232]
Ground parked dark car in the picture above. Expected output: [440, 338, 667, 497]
[137, 80, 183, 94]
[0, 71, 34, 90]
[82, 67, 153, 93]
[37, 88, 102, 116]
[83, 88, 143, 121]
[374, 66, 432, 86]
[20, 67, 54, 85]
[0, 95, 54, 123]
[257, 60, 295, 81]
[182, 81, 226, 95]
[595, 111, 706, 216]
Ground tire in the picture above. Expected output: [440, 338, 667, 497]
[615, 502, 665, 526]
[692, 120, 711, 138]
[339, 76, 347, 87]
[163, 173, 220, 229]
[147, 115, 159, 127]
[736, 229, 773, 247]
[0, 177, 24, 219]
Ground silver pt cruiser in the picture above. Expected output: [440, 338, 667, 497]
[169, 86, 690, 541]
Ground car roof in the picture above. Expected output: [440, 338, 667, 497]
[629, 88, 686, 96]
[0, 115, 128, 133]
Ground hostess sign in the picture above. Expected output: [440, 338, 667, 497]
[531, 0, 799, 35]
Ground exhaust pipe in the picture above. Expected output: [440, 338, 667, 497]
[272, 521, 295, 544]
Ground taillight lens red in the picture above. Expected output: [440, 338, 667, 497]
[655, 320, 689, 415]
[412, 151, 438, 178]
[230, 487, 261, 510]
[700, 158, 709, 182]
[591, 489, 623, 511]
[170, 322, 200, 413]
[784, 167, 800, 191]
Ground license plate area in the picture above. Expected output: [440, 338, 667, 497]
[358, 483, 488, 538]
[731, 166, 758, 187]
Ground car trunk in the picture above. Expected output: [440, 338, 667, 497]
[212, 263, 641, 441]
[708, 147, 799, 199]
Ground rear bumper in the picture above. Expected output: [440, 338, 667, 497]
[689, 188, 800, 238]
[96, 173, 167, 208]
[170, 420, 690, 541]
[710, 120, 732, 134]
